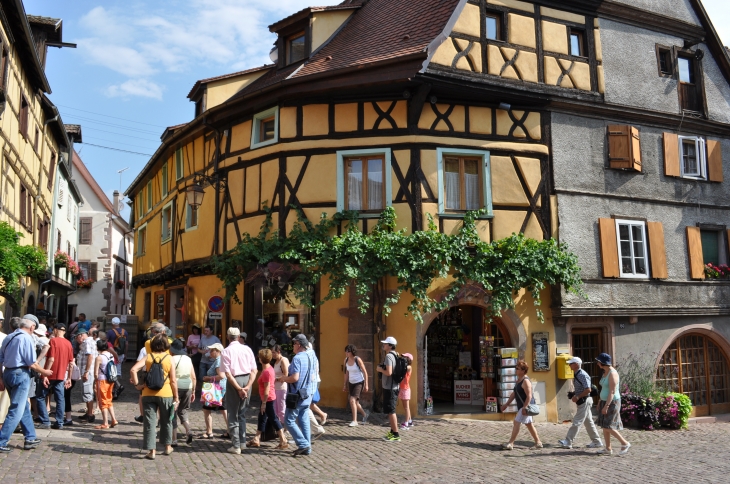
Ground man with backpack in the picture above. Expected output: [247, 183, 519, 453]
[558, 357, 603, 449]
[376, 336, 406, 442]
[106, 318, 127, 375]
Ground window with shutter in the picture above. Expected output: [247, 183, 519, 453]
[598, 218, 619, 278]
[57, 230, 61, 252]
[615, 219, 650, 278]
[607, 125, 641, 171]
[67, 194, 72, 221]
[707, 139, 724, 182]
[663, 132, 680, 177]
[161, 163, 168, 197]
[646, 221, 668, 279]
[686, 226, 705, 279]
[19, 184, 27, 227]
[80, 218, 92, 245]
[47, 153, 56, 190]
[27, 192, 32, 233]
[57, 181, 65, 207]
[89, 262, 97, 282]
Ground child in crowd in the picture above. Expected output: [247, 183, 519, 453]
[399, 353, 413, 430]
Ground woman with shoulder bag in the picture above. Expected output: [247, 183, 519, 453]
[271, 345, 289, 424]
[500, 360, 543, 450]
[343, 344, 369, 426]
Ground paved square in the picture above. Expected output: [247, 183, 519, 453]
[1, 373, 728, 484]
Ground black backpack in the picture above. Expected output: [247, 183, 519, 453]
[390, 352, 409, 385]
[145, 354, 168, 390]
[113, 329, 128, 357]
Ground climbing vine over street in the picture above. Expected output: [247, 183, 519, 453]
[0, 222, 48, 296]
[212, 207, 584, 323]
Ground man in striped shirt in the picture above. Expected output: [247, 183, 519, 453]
[558, 357, 603, 449]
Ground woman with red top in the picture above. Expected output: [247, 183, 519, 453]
[246, 348, 288, 449]
[398, 353, 413, 430]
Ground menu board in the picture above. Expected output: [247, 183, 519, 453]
[532, 332, 550, 372]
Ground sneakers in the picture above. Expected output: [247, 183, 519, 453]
[596, 448, 613, 456]
[348, 421, 358, 427]
[0, 446, 12, 453]
[186, 433, 194, 444]
[35, 423, 51, 430]
[78, 414, 89, 421]
[87, 415, 96, 424]
[399, 422, 409, 430]
[558, 439, 572, 449]
[383, 431, 401, 442]
[293, 447, 311, 456]
[619, 443, 631, 455]
[362, 410, 370, 423]
[134, 415, 144, 423]
[51, 422, 63, 430]
[63, 419, 74, 427]
[171, 440, 178, 447]
[586, 441, 604, 449]
[407, 420, 414, 428]
[227, 446, 241, 455]
[312, 430, 325, 441]
[24, 438, 41, 450]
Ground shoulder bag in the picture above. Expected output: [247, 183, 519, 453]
[285, 353, 312, 410]
[515, 379, 540, 416]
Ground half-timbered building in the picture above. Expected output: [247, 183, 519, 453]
[126, 0, 730, 421]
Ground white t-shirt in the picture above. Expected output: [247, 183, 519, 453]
[346, 357, 365, 384]
[172, 354, 194, 390]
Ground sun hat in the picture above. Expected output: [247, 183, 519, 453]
[595, 353, 612, 366]
[111, 317, 121, 325]
[208, 343, 224, 352]
[170, 339, 187, 356]
[566, 356, 582, 366]
[33, 323, 47, 336]
[381, 336, 397, 346]
[292, 334, 309, 347]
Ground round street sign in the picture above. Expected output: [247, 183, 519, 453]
[208, 295, 225, 313]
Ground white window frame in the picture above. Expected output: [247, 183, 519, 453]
[137, 223, 147, 256]
[146, 180, 153, 213]
[161, 201, 174, 244]
[251, 106, 279, 149]
[336, 148, 392, 218]
[678, 135, 707, 180]
[436, 148, 493, 217]
[161, 162, 168, 198]
[615, 219, 650, 279]
[175, 148, 184, 181]
[185, 202, 199, 231]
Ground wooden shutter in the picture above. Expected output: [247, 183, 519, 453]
[27, 192, 32, 233]
[663, 132, 680, 177]
[608, 125, 641, 171]
[707, 139, 723, 182]
[19, 95, 28, 139]
[19, 185, 26, 227]
[89, 262, 97, 282]
[686, 226, 705, 279]
[80, 218, 92, 244]
[47, 154, 56, 190]
[646, 221, 668, 279]
[598, 218, 620, 278]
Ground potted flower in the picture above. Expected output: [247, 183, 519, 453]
[54, 250, 70, 267]
[77, 278, 93, 289]
[705, 263, 730, 279]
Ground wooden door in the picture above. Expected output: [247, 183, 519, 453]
[572, 330, 603, 391]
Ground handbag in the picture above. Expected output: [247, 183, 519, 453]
[71, 364, 81, 381]
[201, 382, 224, 407]
[285, 353, 313, 409]
[515, 379, 540, 416]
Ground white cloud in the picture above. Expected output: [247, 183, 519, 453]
[75, 0, 341, 99]
[106, 79, 164, 100]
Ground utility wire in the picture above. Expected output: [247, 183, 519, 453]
[56, 104, 167, 128]
[82, 143, 152, 156]
[82, 136, 159, 150]
[81, 126, 160, 142]
[63, 114, 161, 135]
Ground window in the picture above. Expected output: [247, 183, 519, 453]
[485, 13, 502, 41]
[38, 218, 49, 251]
[19, 95, 29, 139]
[175, 148, 183, 180]
[161, 201, 173, 243]
[251, 107, 279, 149]
[79, 262, 97, 282]
[137, 224, 147, 256]
[67, 194, 72, 221]
[657, 46, 673, 76]
[336, 148, 392, 215]
[146, 180, 153, 212]
[67, 241, 71, 255]
[678, 57, 694, 84]
[19, 184, 27, 227]
[73, 205, 77, 229]
[437, 148, 492, 215]
[57, 229, 61, 252]
[677, 55, 703, 113]
[345, 156, 385, 212]
[47, 153, 56, 190]
[194, 96, 205, 117]
[287, 32, 306, 64]
[569, 29, 584, 57]
[678, 136, 706, 179]
[700, 229, 728, 266]
[161, 163, 168, 198]
[185, 202, 198, 230]
[80, 217, 92, 245]
[615, 219, 649, 278]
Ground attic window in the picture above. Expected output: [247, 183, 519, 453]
[569, 29, 584, 57]
[485, 13, 502, 41]
[287, 32, 306, 64]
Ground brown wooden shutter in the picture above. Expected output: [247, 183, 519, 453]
[686, 226, 705, 279]
[663, 132, 680, 177]
[19, 185, 26, 227]
[27, 193, 32, 233]
[89, 262, 97, 282]
[607, 125, 640, 171]
[646, 221, 668, 279]
[598, 218, 620, 278]
[80, 218, 92, 244]
[47, 154, 56, 190]
[707, 139, 723, 182]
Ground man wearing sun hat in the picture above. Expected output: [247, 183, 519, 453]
[558, 356, 603, 449]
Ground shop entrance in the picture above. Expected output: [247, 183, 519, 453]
[424, 305, 511, 414]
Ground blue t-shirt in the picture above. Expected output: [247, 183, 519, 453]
[288, 351, 314, 406]
[79, 320, 92, 332]
[0, 329, 36, 369]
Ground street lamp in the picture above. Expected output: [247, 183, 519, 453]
[185, 172, 227, 209]
[186, 182, 205, 209]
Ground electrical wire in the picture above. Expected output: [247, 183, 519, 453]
[81, 126, 160, 142]
[82, 136, 159, 150]
[62, 114, 161, 135]
[55, 104, 167, 128]
[82, 143, 152, 156]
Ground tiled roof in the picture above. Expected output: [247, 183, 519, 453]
[187, 64, 274, 99]
[27, 15, 60, 26]
[268, 2, 363, 32]
[160, 123, 187, 141]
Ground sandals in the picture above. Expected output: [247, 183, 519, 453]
[246, 440, 260, 448]
[501, 443, 513, 450]
[530, 442, 544, 450]
[199, 433, 213, 439]
[275, 442, 289, 450]
[94, 424, 109, 430]
[110, 421, 119, 428]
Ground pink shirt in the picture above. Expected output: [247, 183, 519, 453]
[220, 340, 257, 376]
[258, 366, 276, 402]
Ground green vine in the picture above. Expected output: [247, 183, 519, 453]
[212, 207, 584, 323]
[0, 222, 48, 295]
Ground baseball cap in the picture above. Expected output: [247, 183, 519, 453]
[228, 327, 240, 337]
[402, 352, 413, 361]
[111, 317, 121, 325]
[33, 324, 47, 336]
[22, 314, 39, 326]
[566, 356, 582, 366]
[241, 332, 247, 340]
[381, 336, 397, 346]
[208, 343, 224, 352]
[76, 328, 89, 335]
[292, 334, 308, 347]
[55, 323, 67, 331]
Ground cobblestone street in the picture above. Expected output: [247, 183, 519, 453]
[0, 374, 728, 484]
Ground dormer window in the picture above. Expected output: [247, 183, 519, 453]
[287, 32, 306, 64]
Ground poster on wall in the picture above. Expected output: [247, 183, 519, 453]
[454, 380, 472, 405]
[532, 332, 550, 371]
[471, 379, 484, 406]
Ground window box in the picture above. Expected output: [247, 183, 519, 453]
[251, 107, 279, 149]
[436, 148, 492, 217]
[336, 148, 392, 216]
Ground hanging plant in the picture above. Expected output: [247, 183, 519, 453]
[212, 207, 585, 323]
[0, 222, 47, 294]
[77, 278, 93, 289]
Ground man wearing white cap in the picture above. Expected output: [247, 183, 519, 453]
[558, 356, 603, 449]
[377, 336, 401, 442]
[107, 317, 128, 375]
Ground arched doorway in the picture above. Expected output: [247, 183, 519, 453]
[26, 294, 35, 317]
[656, 333, 730, 416]
[424, 304, 512, 414]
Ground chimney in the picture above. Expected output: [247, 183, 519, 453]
[113, 190, 120, 215]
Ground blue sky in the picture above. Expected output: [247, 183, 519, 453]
[24, 0, 730, 220]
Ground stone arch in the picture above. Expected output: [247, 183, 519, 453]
[654, 324, 730, 373]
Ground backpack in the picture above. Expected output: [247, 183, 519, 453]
[390, 351, 409, 385]
[145, 354, 168, 391]
[113, 329, 128, 356]
[104, 354, 118, 383]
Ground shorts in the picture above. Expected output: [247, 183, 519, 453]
[82, 377, 95, 403]
[348, 381, 364, 399]
[399, 387, 411, 401]
[97, 380, 114, 410]
[383, 388, 399, 415]
[597, 399, 623, 430]
[514, 408, 533, 425]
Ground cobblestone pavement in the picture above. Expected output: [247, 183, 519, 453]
[1, 369, 728, 483]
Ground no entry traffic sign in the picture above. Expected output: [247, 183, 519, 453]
[207, 295, 225, 313]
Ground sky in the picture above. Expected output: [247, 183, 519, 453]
[23, 0, 730, 220]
